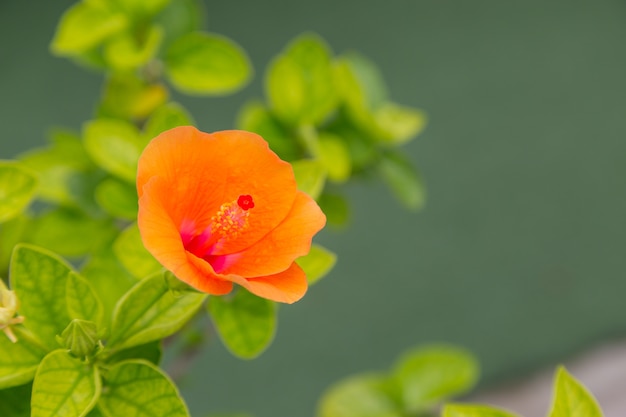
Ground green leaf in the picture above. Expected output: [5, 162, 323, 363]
[334, 52, 388, 113]
[31, 350, 100, 417]
[98, 360, 189, 417]
[28, 208, 117, 258]
[155, 0, 203, 48]
[0, 327, 47, 389]
[0, 383, 32, 417]
[373, 103, 427, 145]
[547, 366, 604, 417]
[377, 151, 425, 211]
[110, 0, 172, 17]
[266, 33, 337, 125]
[292, 159, 326, 200]
[10, 244, 78, 350]
[94, 178, 138, 220]
[208, 289, 276, 359]
[144, 102, 195, 140]
[393, 345, 479, 412]
[0, 161, 37, 223]
[318, 373, 403, 417]
[66, 273, 104, 329]
[318, 193, 350, 227]
[113, 223, 161, 279]
[98, 74, 168, 120]
[0, 214, 27, 273]
[237, 101, 301, 161]
[51, 1, 127, 55]
[80, 247, 138, 331]
[104, 341, 162, 366]
[83, 119, 145, 183]
[103, 25, 163, 70]
[108, 272, 207, 352]
[165, 32, 251, 95]
[317, 133, 351, 182]
[19, 129, 94, 206]
[443, 404, 521, 417]
[296, 244, 336, 285]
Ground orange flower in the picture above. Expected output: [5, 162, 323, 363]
[137, 126, 326, 303]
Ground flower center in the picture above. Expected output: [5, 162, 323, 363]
[181, 194, 255, 260]
[210, 194, 254, 240]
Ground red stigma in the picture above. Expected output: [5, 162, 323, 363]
[237, 195, 254, 211]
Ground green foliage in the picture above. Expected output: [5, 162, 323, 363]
[31, 349, 101, 417]
[98, 360, 189, 417]
[442, 404, 520, 417]
[547, 366, 604, 417]
[0, 327, 46, 389]
[0, 161, 37, 223]
[83, 119, 145, 183]
[94, 178, 138, 220]
[208, 288, 277, 359]
[165, 32, 252, 95]
[0, 383, 31, 417]
[317, 344, 479, 417]
[393, 345, 479, 412]
[377, 151, 426, 211]
[10, 244, 102, 350]
[296, 244, 337, 285]
[113, 223, 161, 279]
[107, 272, 207, 352]
[292, 159, 327, 200]
[318, 373, 402, 417]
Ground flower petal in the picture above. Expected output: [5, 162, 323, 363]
[211, 191, 326, 277]
[230, 262, 308, 304]
[138, 176, 232, 294]
[137, 127, 298, 254]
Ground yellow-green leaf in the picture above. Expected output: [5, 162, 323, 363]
[0, 161, 37, 223]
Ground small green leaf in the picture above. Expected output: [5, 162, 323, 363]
[103, 25, 163, 70]
[237, 101, 301, 161]
[443, 404, 521, 417]
[31, 350, 100, 417]
[165, 32, 251, 95]
[547, 366, 604, 417]
[318, 193, 350, 227]
[108, 273, 207, 351]
[0, 327, 47, 389]
[374, 103, 427, 144]
[104, 341, 162, 366]
[98, 360, 189, 417]
[208, 289, 276, 359]
[292, 159, 326, 200]
[377, 151, 425, 211]
[318, 373, 403, 417]
[66, 273, 104, 328]
[0, 161, 37, 223]
[0, 383, 32, 417]
[155, 0, 203, 48]
[266, 33, 337, 125]
[83, 119, 145, 183]
[94, 177, 138, 220]
[28, 208, 117, 258]
[10, 244, 78, 350]
[317, 133, 351, 182]
[51, 1, 127, 55]
[143, 102, 195, 140]
[113, 223, 161, 279]
[98, 74, 168, 120]
[393, 345, 479, 412]
[0, 214, 27, 274]
[296, 244, 336, 285]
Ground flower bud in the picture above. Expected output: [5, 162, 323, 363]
[58, 319, 101, 358]
[0, 280, 23, 343]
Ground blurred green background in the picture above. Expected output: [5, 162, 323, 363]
[2, 1, 626, 416]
